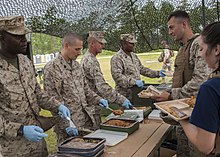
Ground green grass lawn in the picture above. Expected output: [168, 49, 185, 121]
[38, 52, 175, 154]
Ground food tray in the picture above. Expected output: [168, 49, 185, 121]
[178, 97, 196, 108]
[135, 106, 152, 117]
[58, 137, 105, 152]
[138, 85, 162, 98]
[84, 129, 128, 146]
[121, 110, 144, 122]
[156, 83, 172, 91]
[100, 118, 139, 135]
[56, 149, 104, 157]
[154, 100, 193, 121]
[148, 109, 162, 120]
[58, 144, 104, 157]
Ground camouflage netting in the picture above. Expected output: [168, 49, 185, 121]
[0, 0, 219, 52]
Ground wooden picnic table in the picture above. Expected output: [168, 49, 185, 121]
[103, 122, 171, 157]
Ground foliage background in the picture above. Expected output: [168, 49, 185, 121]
[0, 0, 219, 55]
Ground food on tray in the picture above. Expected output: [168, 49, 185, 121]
[113, 110, 123, 115]
[138, 85, 162, 98]
[183, 96, 196, 108]
[135, 107, 147, 110]
[104, 119, 132, 127]
[147, 85, 162, 95]
[62, 138, 99, 148]
[159, 105, 187, 118]
[138, 90, 154, 98]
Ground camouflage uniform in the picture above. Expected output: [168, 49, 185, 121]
[0, 145, 2, 157]
[111, 48, 160, 101]
[43, 53, 102, 143]
[81, 51, 126, 105]
[0, 54, 60, 157]
[170, 35, 211, 157]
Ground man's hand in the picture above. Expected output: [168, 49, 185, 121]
[23, 125, 48, 142]
[122, 99, 133, 109]
[135, 80, 144, 88]
[152, 91, 170, 101]
[160, 112, 179, 125]
[58, 104, 71, 119]
[159, 70, 166, 77]
[99, 99, 109, 108]
[66, 127, 79, 136]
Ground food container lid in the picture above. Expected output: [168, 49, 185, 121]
[84, 129, 128, 146]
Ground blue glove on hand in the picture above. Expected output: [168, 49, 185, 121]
[58, 104, 71, 119]
[99, 99, 109, 108]
[135, 80, 144, 88]
[159, 70, 166, 77]
[122, 99, 133, 109]
[66, 127, 79, 136]
[23, 125, 48, 142]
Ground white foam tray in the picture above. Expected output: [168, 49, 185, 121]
[148, 109, 162, 120]
[84, 129, 128, 146]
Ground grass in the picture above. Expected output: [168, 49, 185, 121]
[38, 52, 174, 154]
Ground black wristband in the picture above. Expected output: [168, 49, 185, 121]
[17, 125, 24, 136]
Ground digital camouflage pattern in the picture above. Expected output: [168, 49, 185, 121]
[110, 49, 160, 101]
[171, 35, 211, 99]
[81, 51, 126, 105]
[120, 33, 137, 43]
[88, 31, 107, 44]
[0, 54, 60, 157]
[0, 16, 31, 35]
[43, 53, 102, 143]
[171, 35, 211, 157]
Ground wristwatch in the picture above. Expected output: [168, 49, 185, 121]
[17, 125, 24, 136]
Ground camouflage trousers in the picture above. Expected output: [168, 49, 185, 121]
[176, 126, 197, 157]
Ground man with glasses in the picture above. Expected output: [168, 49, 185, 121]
[110, 33, 165, 101]
[43, 32, 109, 143]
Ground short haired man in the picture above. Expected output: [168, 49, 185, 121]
[110, 33, 165, 101]
[155, 10, 212, 157]
[43, 32, 109, 143]
[81, 31, 133, 124]
[0, 15, 70, 157]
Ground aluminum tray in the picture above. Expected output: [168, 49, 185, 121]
[100, 118, 139, 135]
[154, 99, 193, 121]
[58, 137, 105, 152]
[58, 144, 104, 157]
[84, 129, 128, 146]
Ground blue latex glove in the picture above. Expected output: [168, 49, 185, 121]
[122, 99, 133, 109]
[58, 104, 71, 119]
[135, 80, 144, 88]
[99, 99, 109, 108]
[66, 127, 79, 136]
[159, 70, 166, 77]
[23, 125, 48, 142]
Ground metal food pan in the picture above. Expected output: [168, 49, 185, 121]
[58, 137, 105, 152]
[58, 144, 104, 157]
[135, 106, 152, 117]
[100, 118, 139, 135]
